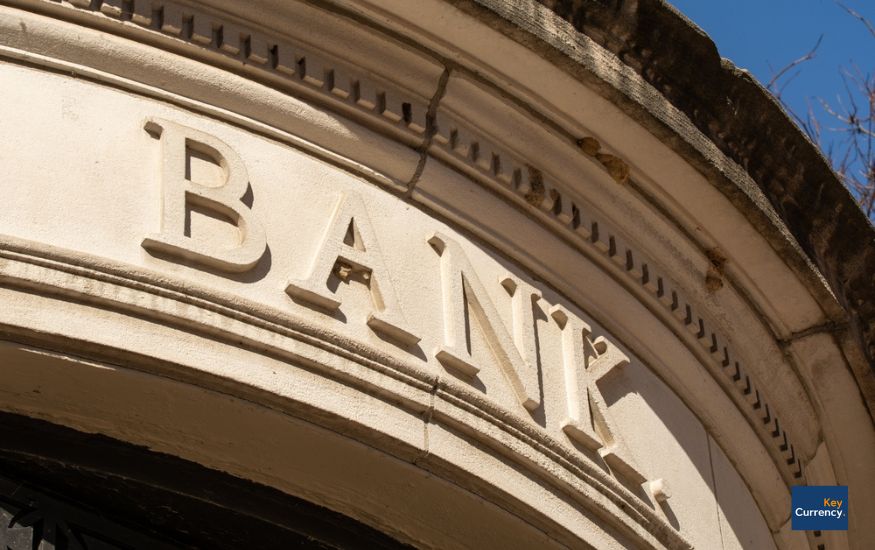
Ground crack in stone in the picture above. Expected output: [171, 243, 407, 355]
[415, 375, 441, 466]
[404, 67, 451, 198]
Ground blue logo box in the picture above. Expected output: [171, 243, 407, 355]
[792, 486, 848, 531]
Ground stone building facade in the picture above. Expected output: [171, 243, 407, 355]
[0, 0, 872, 548]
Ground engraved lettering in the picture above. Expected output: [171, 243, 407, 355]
[141, 118, 266, 272]
[550, 304, 645, 483]
[134, 120, 661, 491]
[500, 275, 542, 376]
[428, 233, 539, 411]
[287, 192, 419, 346]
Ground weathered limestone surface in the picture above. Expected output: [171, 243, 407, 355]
[0, 0, 871, 548]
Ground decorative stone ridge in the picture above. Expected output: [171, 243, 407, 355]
[56, 0, 432, 142]
[0, 0, 872, 548]
[485, 0, 875, 395]
[429, 100, 806, 486]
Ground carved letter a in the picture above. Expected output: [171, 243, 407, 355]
[286, 192, 419, 347]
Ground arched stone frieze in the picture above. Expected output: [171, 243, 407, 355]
[0, 1, 871, 549]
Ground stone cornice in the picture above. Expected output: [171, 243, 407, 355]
[0, 0, 823, 527]
[455, 0, 875, 414]
[425, 100, 807, 485]
[1, 1, 869, 546]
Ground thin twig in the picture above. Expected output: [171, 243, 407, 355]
[836, 1, 875, 38]
[765, 5, 874, 219]
[766, 35, 823, 92]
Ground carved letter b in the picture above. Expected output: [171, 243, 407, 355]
[141, 118, 266, 273]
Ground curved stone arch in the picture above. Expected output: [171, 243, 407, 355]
[0, 262, 674, 549]
[0, 1, 870, 549]
[0, 412, 414, 549]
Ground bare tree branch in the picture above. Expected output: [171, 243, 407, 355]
[766, 4, 874, 219]
[766, 35, 823, 92]
[836, 1, 875, 38]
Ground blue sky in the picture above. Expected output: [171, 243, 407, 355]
[667, 0, 874, 165]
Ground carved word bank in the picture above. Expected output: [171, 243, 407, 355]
[142, 118, 658, 491]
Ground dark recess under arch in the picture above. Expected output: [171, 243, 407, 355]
[0, 412, 410, 550]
